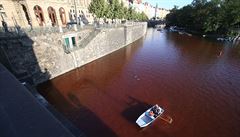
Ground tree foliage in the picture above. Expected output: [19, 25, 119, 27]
[88, 0, 148, 22]
[88, 0, 106, 19]
[117, 2, 125, 19]
[166, 0, 240, 35]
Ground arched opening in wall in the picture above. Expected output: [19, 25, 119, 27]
[59, 7, 66, 25]
[21, 4, 31, 25]
[48, 6, 58, 26]
[33, 5, 44, 26]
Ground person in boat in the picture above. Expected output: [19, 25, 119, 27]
[149, 110, 154, 117]
[152, 104, 161, 117]
[149, 105, 158, 117]
[152, 105, 159, 112]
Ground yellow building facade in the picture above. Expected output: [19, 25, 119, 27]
[0, 0, 93, 28]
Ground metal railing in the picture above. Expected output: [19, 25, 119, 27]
[0, 25, 94, 37]
[0, 21, 146, 37]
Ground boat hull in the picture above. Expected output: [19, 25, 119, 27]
[136, 106, 164, 128]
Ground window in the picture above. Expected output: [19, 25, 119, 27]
[48, 6, 57, 26]
[59, 7, 66, 25]
[0, 4, 4, 10]
[33, 5, 45, 26]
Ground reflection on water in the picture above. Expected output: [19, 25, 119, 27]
[38, 28, 240, 137]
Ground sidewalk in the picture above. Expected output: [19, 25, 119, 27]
[0, 64, 76, 137]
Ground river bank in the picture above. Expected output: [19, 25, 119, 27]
[168, 26, 240, 43]
[0, 23, 147, 85]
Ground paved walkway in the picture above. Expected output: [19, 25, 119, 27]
[0, 64, 76, 137]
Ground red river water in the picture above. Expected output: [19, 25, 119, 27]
[38, 29, 240, 137]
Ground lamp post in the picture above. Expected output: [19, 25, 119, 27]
[155, 3, 158, 20]
[74, 0, 79, 25]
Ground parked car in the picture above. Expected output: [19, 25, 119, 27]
[66, 22, 77, 29]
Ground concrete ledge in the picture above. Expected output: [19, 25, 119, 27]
[0, 64, 75, 137]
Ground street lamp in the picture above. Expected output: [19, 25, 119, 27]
[74, 0, 79, 25]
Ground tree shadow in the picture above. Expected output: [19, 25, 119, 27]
[0, 28, 51, 85]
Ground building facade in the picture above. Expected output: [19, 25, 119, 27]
[134, 1, 170, 19]
[0, 0, 169, 29]
[0, 0, 93, 28]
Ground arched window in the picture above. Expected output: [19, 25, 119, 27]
[33, 5, 44, 26]
[48, 6, 58, 26]
[59, 7, 66, 25]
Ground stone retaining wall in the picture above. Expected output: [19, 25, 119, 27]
[0, 22, 147, 84]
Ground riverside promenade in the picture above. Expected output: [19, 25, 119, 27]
[0, 64, 78, 137]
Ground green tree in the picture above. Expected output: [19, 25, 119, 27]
[104, 1, 113, 19]
[222, 0, 240, 28]
[141, 12, 149, 21]
[88, 0, 106, 19]
[127, 7, 134, 20]
[123, 7, 129, 20]
[203, 1, 223, 33]
[90, 0, 148, 23]
[165, 0, 240, 36]
[117, 2, 125, 20]
[113, 0, 121, 20]
[106, 0, 120, 21]
[166, 6, 179, 27]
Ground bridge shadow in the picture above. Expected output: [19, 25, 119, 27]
[0, 28, 51, 85]
[38, 81, 118, 137]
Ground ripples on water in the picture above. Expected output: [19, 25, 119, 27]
[38, 28, 240, 137]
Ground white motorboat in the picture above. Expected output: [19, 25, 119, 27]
[136, 105, 164, 128]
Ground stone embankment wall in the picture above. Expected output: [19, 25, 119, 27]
[0, 23, 147, 84]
